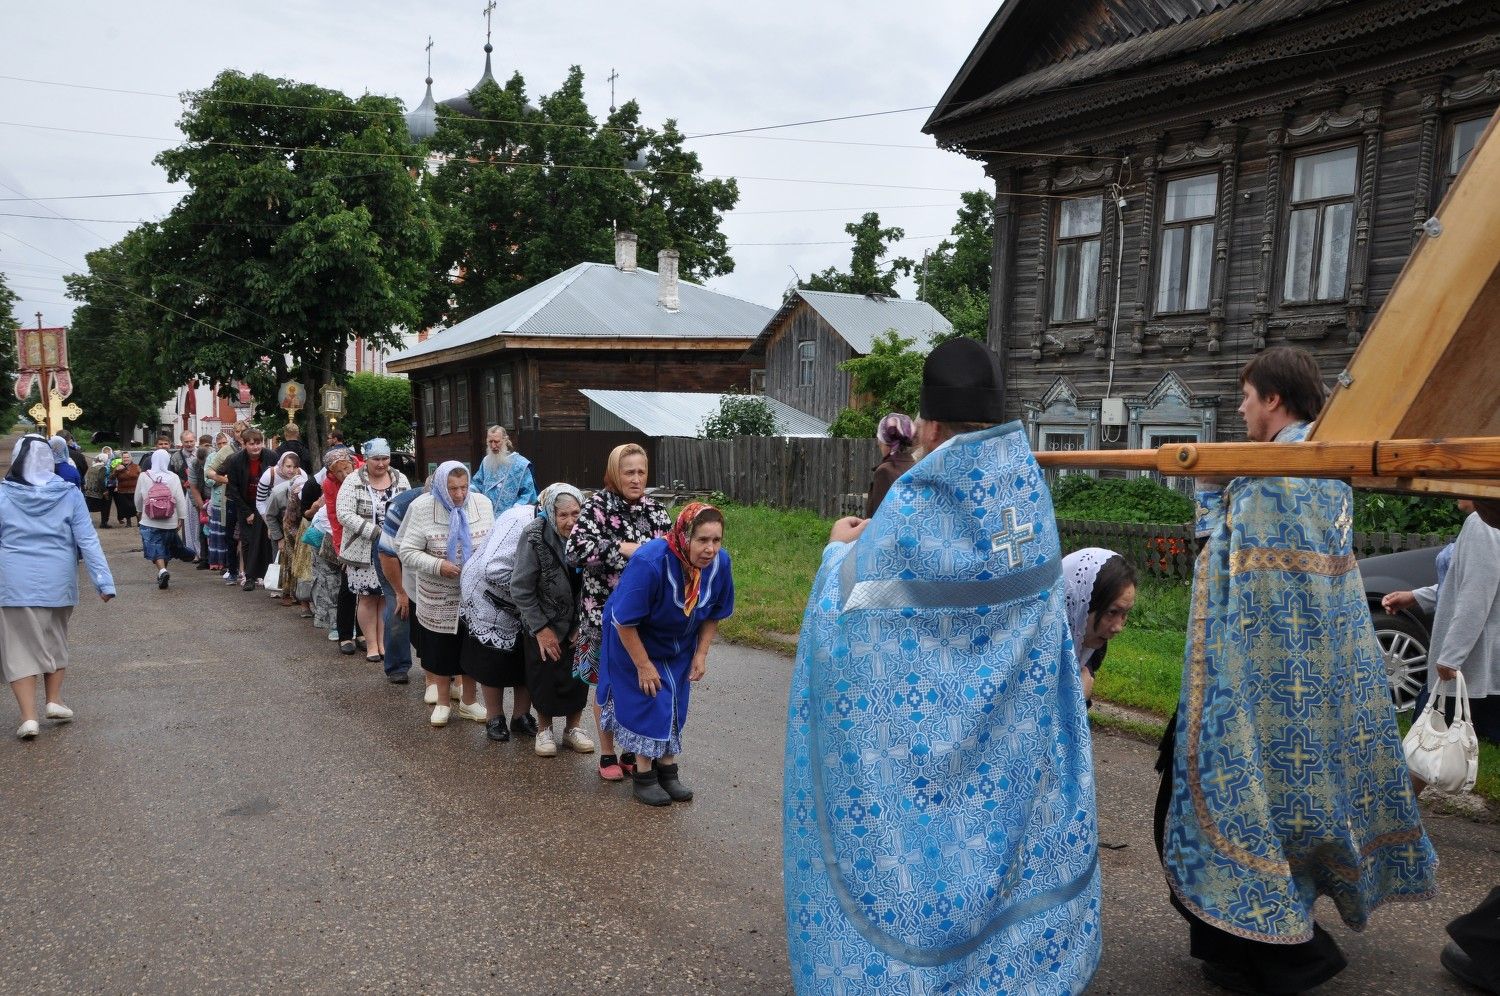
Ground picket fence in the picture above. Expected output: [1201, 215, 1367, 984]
[655, 435, 880, 519]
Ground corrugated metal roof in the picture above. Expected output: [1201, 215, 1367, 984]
[581, 390, 830, 438]
[391, 262, 773, 366]
[751, 289, 952, 356]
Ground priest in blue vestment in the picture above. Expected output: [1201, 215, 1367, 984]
[470, 425, 538, 514]
[784, 338, 1101, 995]
[1155, 346, 1438, 994]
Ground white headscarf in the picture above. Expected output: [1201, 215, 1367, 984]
[7, 435, 58, 486]
[1062, 547, 1118, 666]
[459, 503, 535, 649]
[148, 450, 173, 476]
[48, 435, 69, 464]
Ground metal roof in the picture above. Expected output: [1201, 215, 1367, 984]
[390, 262, 773, 367]
[581, 390, 830, 438]
[751, 289, 951, 357]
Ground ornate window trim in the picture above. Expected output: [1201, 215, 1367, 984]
[1126, 372, 1220, 494]
[1031, 161, 1117, 361]
[1252, 93, 1384, 350]
[1133, 126, 1238, 356]
[1023, 376, 1099, 479]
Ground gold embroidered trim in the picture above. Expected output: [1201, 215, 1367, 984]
[1229, 547, 1357, 577]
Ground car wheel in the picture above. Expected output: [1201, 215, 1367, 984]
[1370, 609, 1428, 713]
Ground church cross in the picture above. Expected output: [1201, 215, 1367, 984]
[990, 507, 1036, 568]
[483, 0, 497, 44]
[607, 67, 621, 113]
[425, 35, 433, 76]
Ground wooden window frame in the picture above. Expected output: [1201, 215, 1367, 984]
[455, 376, 470, 433]
[498, 368, 515, 428]
[421, 381, 436, 438]
[481, 369, 499, 429]
[1279, 143, 1360, 307]
[1442, 113, 1490, 196]
[436, 378, 452, 435]
[797, 340, 816, 387]
[1049, 193, 1104, 325]
[1153, 171, 1218, 317]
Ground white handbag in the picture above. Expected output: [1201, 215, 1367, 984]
[1403, 672, 1479, 793]
[263, 552, 282, 595]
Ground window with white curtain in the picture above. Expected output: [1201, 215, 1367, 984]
[1156, 173, 1217, 314]
[1051, 195, 1103, 323]
[1282, 146, 1357, 304]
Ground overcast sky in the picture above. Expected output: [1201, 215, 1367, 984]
[1, 2, 994, 330]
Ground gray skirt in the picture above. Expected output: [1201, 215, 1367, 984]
[0, 605, 74, 683]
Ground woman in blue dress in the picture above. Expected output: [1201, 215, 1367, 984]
[598, 503, 733, 807]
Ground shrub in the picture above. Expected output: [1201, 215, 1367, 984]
[1051, 475, 1195, 524]
[701, 392, 777, 438]
[1353, 492, 1465, 535]
[341, 372, 414, 450]
[829, 407, 877, 440]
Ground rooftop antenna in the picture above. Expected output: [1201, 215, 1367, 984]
[607, 68, 620, 114]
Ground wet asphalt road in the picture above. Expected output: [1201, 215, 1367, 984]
[1, 528, 1497, 995]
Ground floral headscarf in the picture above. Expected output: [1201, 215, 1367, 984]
[431, 460, 473, 564]
[877, 412, 916, 457]
[666, 501, 719, 617]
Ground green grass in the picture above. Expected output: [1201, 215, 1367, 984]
[711, 502, 1497, 805]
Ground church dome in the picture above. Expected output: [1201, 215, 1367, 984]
[405, 77, 438, 142]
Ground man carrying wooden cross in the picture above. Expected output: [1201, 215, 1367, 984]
[1154, 345, 1438, 994]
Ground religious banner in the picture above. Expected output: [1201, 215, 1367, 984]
[13, 325, 72, 402]
[278, 381, 306, 411]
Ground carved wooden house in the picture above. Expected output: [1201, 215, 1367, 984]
[924, 0, 1500, 485]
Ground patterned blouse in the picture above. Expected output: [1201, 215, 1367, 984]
[565, 489, 671, 684]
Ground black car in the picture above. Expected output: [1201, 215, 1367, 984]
[1359, 545, 1441, 712]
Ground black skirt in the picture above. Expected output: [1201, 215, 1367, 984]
[524, 633, 589, 718]
[460, 632, 526, 688]
[413, 616, 464, 677]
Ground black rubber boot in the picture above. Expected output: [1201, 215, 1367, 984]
[655, 762, 693, 802]
[632, 768, 672, 807]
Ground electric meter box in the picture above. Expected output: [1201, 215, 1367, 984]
[1100, 397, 1128, 427]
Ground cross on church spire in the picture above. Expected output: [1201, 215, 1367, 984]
[608, 67, 621, 114]
[484, 0, 497, 45]
[425, 35, 433, 78]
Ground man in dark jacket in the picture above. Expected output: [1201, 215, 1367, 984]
[61, 431, 89, 480]
[224, 428, 272, 591]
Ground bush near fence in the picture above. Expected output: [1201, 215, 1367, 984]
[1057, 519, 1449, 580]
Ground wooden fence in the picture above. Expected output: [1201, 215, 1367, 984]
[656, 436, 880, 519]
[1056, 519, 1448, 581]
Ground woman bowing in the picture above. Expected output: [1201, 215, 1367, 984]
[598, 503, 733, 807]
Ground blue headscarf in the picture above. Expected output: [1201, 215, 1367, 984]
[363, 437, 391, 459]
[431, 460, 473, 564]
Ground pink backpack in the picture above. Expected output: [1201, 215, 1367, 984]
[144, 473, 176, 520]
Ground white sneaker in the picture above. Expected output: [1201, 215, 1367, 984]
[44, 702, 73, 722]
[456, 700, 487, 723]
[327, 630, 340, 642]
[449, 683, 462, 702]
[563, 726, 596, 754]
[16, 719, 39, 739]
[423, 683, 439, 705]
[534, 728, 558, 756]
[429, 704, 450, 727]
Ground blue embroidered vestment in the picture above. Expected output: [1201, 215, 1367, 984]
[784, 422, 1101, 995]
[471, 454, 538, 514]
[1162, 422, 1438, 943]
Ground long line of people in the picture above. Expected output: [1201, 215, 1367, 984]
[4, 424, 733, 809]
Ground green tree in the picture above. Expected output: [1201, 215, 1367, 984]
[340, 372, 414, 450]
[147, 70, 439, 458]
[0, 271, 17, 422]
[803, 213, 914, 297]
[828, 330, 926, 438]
[917, 190, 994, 343]
[63, 228, 181, 441]
[701, 392, 776, 438]
[422, 66, 738, 326]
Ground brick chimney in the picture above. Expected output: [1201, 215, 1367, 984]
[614, 230, 638, 272]
[657, 249, 680, 312]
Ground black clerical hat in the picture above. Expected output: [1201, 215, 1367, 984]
[919, 338, 1005, 422]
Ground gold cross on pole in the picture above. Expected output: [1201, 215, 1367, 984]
[28, 390, 83, 436]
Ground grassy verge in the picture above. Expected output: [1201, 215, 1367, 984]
[714, 502, 1498, 804]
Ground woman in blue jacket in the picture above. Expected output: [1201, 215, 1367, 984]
[598, 502, 733, 806]
[0, 436, 116, 740]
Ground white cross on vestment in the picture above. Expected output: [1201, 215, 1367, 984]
[990, 507, 1037, 568]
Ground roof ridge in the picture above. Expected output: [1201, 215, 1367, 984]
[508, 262, 594, 330]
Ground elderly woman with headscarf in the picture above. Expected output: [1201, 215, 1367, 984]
[470, 424, 538, 514]
[598, 502, 733, 806]
[399, 461, 494, 727]
[458, 503, 538, 742]
[1062, 547, 1138, 707]
[49, 435, 82, 488]
[112, 451, 141, 528]
[83, 452, 111, 527]
[314, 447, 360, 650]
[0, 436, 115, 739]
[512, 483, 593, 757]
[865, 412, 917, 517]
[567, 442, 672, 781]
[262, 452, 309, 608]
[337, 438, 411, 664]
[134, 449, 189, 590]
